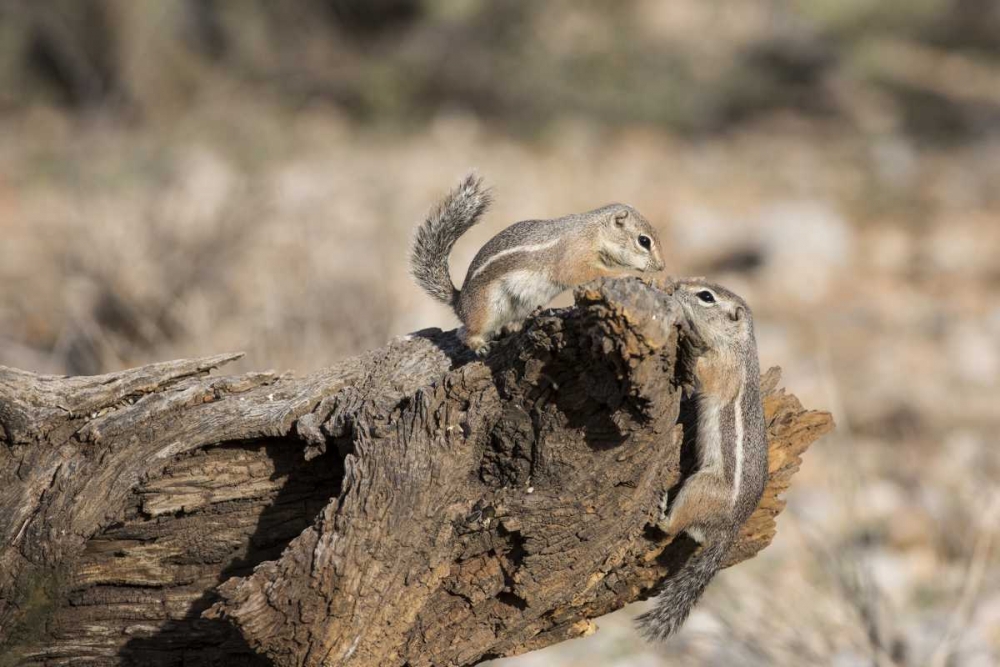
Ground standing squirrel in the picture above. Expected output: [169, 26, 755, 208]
[637, 279, 769, 641]
[410, 173, 665, 354]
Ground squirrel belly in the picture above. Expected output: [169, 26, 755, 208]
[409, 173, 666, 354]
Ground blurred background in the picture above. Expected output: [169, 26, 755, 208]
[1, 1, 998, 664]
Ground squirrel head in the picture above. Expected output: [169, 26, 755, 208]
[592, 204, 665, 274]
[672, 278, 755, 357]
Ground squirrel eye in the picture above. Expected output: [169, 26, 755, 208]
[638, 235, 651, 249]
[696, 290, 716, 304]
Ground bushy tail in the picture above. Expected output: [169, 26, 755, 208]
[410, 173, 493, 307]
[636, 532, 733, 642]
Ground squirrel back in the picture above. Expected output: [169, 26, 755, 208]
[409, 173, 493, 308]
[460, 206, 620, 278]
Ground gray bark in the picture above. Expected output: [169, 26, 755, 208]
[0, 278, 834, 666]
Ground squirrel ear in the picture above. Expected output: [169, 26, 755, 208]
[732, 306, 746, 322]
[613, 210, 628, 227]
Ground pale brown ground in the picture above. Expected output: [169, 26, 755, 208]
[1, 2, 998, 665]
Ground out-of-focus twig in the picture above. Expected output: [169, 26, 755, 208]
[928, 491, 1000, 667]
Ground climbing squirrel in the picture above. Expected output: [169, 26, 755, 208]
[637, 279, 769, 642]
[410, 173, 665, 353]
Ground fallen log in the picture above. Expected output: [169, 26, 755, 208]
[0, 278, 833, 666]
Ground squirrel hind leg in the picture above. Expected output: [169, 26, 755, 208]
[657, 470, 731, 540]
[458, 296, 499, 356]
[460, 281, 515, 352]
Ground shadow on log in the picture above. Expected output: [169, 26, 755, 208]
[0, 278, 833, 666]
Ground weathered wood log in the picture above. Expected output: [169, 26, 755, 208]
[0, 278, 833, 666]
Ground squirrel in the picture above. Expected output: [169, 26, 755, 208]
[636, 278, 769, 642]
[410, 173, 665, 354]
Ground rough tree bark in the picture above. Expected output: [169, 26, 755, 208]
[0, 278, 833, 667]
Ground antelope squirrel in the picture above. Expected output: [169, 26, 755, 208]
[410, 173, 665, 353]
[637, 279, 769, 641]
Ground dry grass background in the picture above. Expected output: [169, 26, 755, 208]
[1, 1, 998, 665]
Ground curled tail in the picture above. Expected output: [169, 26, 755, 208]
[636, 531, 734, 641]
[410, 173, 493, 307]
